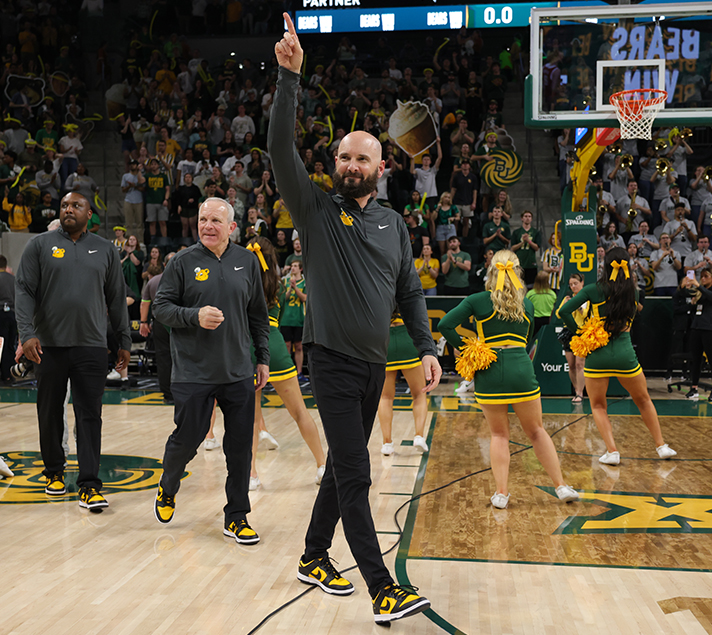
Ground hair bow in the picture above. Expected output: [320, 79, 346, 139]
[609, 260, 630, 281]
[495, 261, 523, 292]
[247, 242, 268, 271]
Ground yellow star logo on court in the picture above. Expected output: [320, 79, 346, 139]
[544, 488, 712, 534]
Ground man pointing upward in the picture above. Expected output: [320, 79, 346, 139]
[269, 13, 442, 625]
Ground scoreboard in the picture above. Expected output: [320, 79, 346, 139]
[293, 0, 699, 34]
[294, 2, 559, 34]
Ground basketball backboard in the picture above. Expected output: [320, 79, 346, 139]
[526, 2, 712, 129]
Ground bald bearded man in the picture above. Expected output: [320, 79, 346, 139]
[269, 13, 441, 625]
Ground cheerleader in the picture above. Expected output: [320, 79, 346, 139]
[439, 250, 579, 508]
[247, 237, 326, 487]
[558, 247, 677, 464]
[378, 313, 429, 456]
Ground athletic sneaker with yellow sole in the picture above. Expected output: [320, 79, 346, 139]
[45, 473, 66, 496]
[372, 584, 430, 623]
[154, 483, 175, 524]
[223, 519, 260, 544]
[297, 556, 354, 595]
[78, 487, 108, 510]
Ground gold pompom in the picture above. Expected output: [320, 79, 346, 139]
[570, 316, 610, 357]
[456, 336, 498, 380]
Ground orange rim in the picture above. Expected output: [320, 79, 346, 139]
[610, 89, 667, 118]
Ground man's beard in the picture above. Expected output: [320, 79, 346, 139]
[333, 168, 379, 199]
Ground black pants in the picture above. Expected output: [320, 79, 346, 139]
[303, 345, 393, 598]
[153, 320, 172, 400]
[34, 346, 107, 490]
[161, 379, 254, 523]
[0, 309, 16, 380]
[690, 329, 712, 385]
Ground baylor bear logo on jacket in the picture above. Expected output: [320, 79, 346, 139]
[195, 267, 209, 281]
[51, 246, 65, 258]
[339, 209, 354, 226]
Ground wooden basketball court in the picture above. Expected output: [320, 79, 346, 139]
[2, 380, 712, 634]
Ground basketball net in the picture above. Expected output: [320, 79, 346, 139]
[610, 89, 667, 140]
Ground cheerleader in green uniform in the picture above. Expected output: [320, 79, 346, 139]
[439, 250, 579, 509]
[558, 247, 677, 465]
[378, 313, 429, 456]
[247, 237, 326, 487]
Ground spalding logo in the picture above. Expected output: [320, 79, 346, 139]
[194, 267, 209, 281]
[51, 246, 65, 258]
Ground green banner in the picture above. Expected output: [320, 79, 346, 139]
[530, 185, 602, 394]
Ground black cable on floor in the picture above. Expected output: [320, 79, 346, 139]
[246, 586, 317, 633]
[246, 400, 622, 634]
[384, 403, 615, 550]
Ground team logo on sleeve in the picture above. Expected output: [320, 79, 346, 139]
[51, 246, 65, 259]
[339, 209, 354, 226]
[194, 267, 209, 281]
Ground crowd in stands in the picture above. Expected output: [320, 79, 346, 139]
[106, 20, 527, 299]
[543, 125, 712, 394]
[553, 128, 712, 298]
[0, 1, 96, 233]
[3, 3, 711, 304]
[0, 4, 709, 394]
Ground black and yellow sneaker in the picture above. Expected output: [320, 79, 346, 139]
[297, 556, 355, 595]
[45, 473, 66, 496]
[78, 487, 109, 511]
[223, 519, 260, 544]
[372, 584, 430, 623]
[154, 483, 175, 524]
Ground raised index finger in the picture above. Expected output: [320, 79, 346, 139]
[283, 12, 297, 36]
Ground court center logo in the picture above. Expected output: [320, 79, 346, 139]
[0, 451, 186, 504]
[544, 488, 712, 534]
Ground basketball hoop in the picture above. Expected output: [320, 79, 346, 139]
[609, 89, 668, 140]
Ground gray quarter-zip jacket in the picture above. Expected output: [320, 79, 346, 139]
[268, 67, 437, 364]
[152, 241, 270, 384]
[15, 229, 131, 350]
